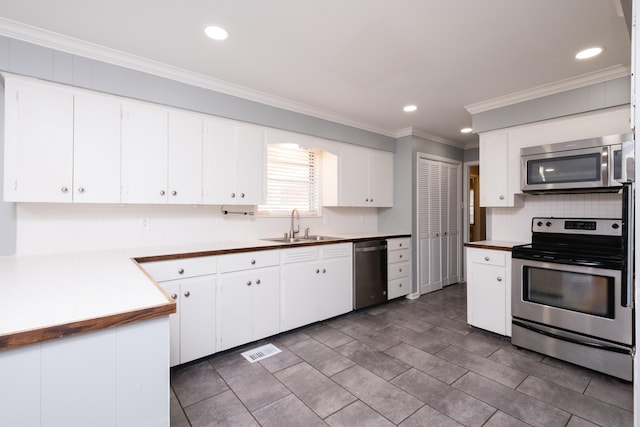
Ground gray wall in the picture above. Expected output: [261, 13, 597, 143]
[379, 135, 464, 293]
[464, 147, 479, 162]
[0, 36, 396, 152]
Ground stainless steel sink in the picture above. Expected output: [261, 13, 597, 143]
[300, 235, 340, 241]
[262, 235, 341, 243]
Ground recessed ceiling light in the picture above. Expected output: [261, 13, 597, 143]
[575, 47, 603, 60]
[403, 105, 417, 112]
[460, 127, 473, 133]
[204, 26, 229, 41]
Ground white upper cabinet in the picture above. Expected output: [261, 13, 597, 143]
[323, 144, 394, 207]
[73, 92, 122, 203]
[121, 101, 169, 204]
[167, 111, 203, 204]
[4, 77, 74, 202]
[202, 118, 265, 205]
[479, 131, 511, 207]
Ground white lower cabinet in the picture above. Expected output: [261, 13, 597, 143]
[387, 237, 411, 299]
[281, 243, 352, 331]
[218, 266, 280, 351]
[466, 247, 511, 336]
[218, 250, 281, 351]
[160, 276, 216, 366]
[142, 256, 217, 367]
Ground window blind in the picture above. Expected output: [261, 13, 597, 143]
[258, 144, 319, 216]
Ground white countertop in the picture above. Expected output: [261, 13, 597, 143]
[0, 232, 408, 347]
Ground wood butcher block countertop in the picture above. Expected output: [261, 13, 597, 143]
[463, 240, 526, 251]
[0, 232, 409, 351]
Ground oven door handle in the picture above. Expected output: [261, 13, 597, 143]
[512, 320, 632, 355]
[622, 183, 634, 308]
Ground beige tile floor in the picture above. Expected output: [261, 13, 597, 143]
[170, 283, 633, 426]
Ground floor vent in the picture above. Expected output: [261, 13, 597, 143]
[241, 343, 281, 363]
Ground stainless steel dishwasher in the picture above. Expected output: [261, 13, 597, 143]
[353, 239, 388, 309]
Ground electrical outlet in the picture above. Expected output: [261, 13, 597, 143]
[140, 217, 150, 230]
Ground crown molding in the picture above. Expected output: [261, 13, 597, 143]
[464, 64, 631, 114]
[0, 17, 397, 138]
[395, 127, 468, 149]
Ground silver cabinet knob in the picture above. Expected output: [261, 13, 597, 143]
[184, 291, 191, 297]
[370, 198, 373, 203]
[484, 256, 490, 261]
[399, 254, 403, 259]
[436, 233, 440, 237]
[178, 268, 184, 275]
[170, 293, 177, 300]
[231, 193, 236, 198]
[322, 268, 326, 274]
[399, 243, 403, 247]
[251, 259, 256, 265]
[399, 268, 402, 273]
[399, 283, 403, 287]
[61, 186, 69, 193]
[316, 268, 320, 274]
[78, 187, 85, 193]
[499, 195, 505, 200]
[160, 190, 166, 196]
[256, 279, 261, 285]
[497, 277, 503, 282]
[246, 280, 252, 286]
[240, 193, 245, 198]
[444, 231, 448, 236]
[172, 190, 177, 196]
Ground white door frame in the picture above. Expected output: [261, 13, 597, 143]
[461, 160, 479, 283]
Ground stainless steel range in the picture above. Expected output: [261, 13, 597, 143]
[511, 215, 633, 381]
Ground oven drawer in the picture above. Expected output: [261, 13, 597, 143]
[468, 249, 505, 267]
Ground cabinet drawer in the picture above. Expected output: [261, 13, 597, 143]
[388, 261, 410, 280]
[387, 237, 410, 251]
[219, 250, 280, 273]
[141, 255, 218, 282]
[388, 248, 410, 264]
[388, 277, 411, 299]
[468, 249, 506, 267]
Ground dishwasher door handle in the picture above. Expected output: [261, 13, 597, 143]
[355, 245, 387, 253]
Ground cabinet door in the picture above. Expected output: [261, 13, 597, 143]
[281, 262, 319, 331]
[250, 267, 280, 341]
[168, 111, 203, 204]
[479, 132, 509, 207]
[467, 263, 507, 335]
[338, 144, 368, 206]
[219, 271, 253, 351]
[368, 149, 394, 207]
[73, 93, 122, 203]
[234, 124, 265, 205]
[4, 79, 73, 202]
[318, 256, 352, 319]
[202, 118, 237, 204]
[121, 102, 168, 204]
[160, 282, 181, 367]
[179, 276, 216, 364]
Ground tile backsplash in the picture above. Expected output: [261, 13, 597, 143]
[489, 192, 623, 242]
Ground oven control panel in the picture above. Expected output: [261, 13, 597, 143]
[531, 217, 622, 236]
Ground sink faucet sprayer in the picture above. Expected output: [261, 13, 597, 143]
[289, 209, 300, 239]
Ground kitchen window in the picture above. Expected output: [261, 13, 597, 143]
[258, 143, 320, 216]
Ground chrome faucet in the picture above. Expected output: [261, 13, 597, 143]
[290, 208, 300, 239]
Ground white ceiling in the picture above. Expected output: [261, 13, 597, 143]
[0, 0, 631, 147]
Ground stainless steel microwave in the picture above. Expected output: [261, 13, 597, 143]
[521, 133, 634, 192]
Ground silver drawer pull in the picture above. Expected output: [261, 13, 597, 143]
[251, 259, 256, 265]
[178, 268, 184, 275]
[256, 279, 261, 285]
[399, 254, 403, 259]
[78, 187, 85, 193]
[322, 268, 326, 274]
[184, 291, 191, 297]
[160, 190, 165, 196]
[484, 256, 490, 261]
[246, 280, 252, 286]
[170, 293, 177, 300]
[172, 190, 177, 196]
[497, 277, 503, 282]
[499, 195, 505, 200]
[61, 186, 69, 193]
[316, 268, 320, 274]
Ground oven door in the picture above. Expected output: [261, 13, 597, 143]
[511, 258, 632, 345]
